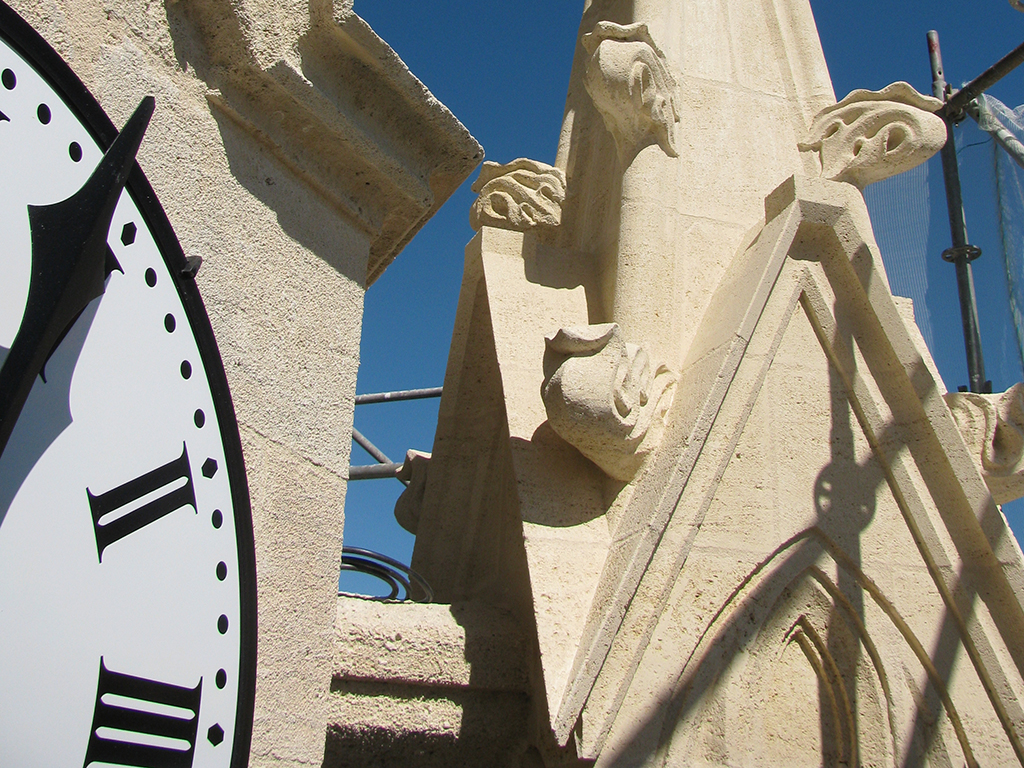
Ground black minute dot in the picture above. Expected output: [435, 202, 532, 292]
[121, 222, 137, 245]
[216, 669, 227, 689]
[180, 360, 192, 379]
[207, 724, 224, 746]
[145, 268, 157, 287]
[211, 509, 223, 528]
[1, 69, 15, 90]
[194, 409, 205, 428]
[216, 561, 227, 581]
[202, 458, 218, 478]
[69, 142, 82, 162]
[36, 104, 50, 124]
[217, 614, 229, 634]
[164, 313, 176, 332]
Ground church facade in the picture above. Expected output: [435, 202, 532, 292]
[6, 1, 1024, 766]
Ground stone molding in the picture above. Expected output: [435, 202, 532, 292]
[541, 323, 675, 481]
[469, 158, 566, 232]
[581, 21, 679, 165]
[176, 0, 482, 284]
[800, 82, 945, 189]
[946, 384, 1024, 504]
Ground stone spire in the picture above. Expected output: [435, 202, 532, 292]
[552, 0, 834, 369]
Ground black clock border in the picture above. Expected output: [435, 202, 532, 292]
[0, 3, 257, 765]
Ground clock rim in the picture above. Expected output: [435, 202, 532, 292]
[0, 3, 258, 765]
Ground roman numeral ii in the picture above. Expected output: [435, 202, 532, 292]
[87, 443, 196, 561]
[84, 657, 202, 768]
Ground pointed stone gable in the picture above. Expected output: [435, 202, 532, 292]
[574, 176, 1024, 764]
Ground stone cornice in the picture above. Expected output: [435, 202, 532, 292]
[177, 0, 482, 284]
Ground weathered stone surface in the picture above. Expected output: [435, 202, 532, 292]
[412, 3, 845, 751]
[168, 0, 483, 285]
[574, 177, 1024, 765]
[412, 172, 1024, 766]
[334, 598, 529, 691]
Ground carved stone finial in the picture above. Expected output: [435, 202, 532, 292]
[800, 82, 945, 189]
[581, 22, 680, 165]
[469, 159, 566, 232]
[945, 383, 1024, 504]
[541, 323, 675, 481]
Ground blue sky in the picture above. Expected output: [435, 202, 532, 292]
[341, 1, 1024, 591]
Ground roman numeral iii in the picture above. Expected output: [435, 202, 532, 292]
[88, 443, 196, 561]
[83, 657, 202, 768]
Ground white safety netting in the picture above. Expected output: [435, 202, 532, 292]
[863, 161, 936, 354]
[862, 95, 1024, 394]
[973, 93, 1024, 376]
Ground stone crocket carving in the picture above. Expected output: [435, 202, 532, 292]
[800, 82, 946, 188]
[541, 323, 675, 481]
[469, 158, 566, 231]
[581, 21, 680, 165]
[946, 384, 1024, 504]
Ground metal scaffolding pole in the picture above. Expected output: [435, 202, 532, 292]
[928, 30, 990, 393]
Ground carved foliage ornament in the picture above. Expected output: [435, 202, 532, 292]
[945, 383, 1024, 504]
[582, 22, 680, 165]
[469, 158, 566, 232]
[541, 323, 675, 481]
[800, 82, 945, 189]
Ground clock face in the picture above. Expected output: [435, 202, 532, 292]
[0, 4, 256, 767]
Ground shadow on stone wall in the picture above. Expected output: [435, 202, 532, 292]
[322, 681, 530, 768]
[321, 597, 597, 767]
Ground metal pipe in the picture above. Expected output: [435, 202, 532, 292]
[928, 30, 989, 393]
[348, 462, 404, 480]
[354, 387, 443, 405]
[350, 428, 409, 486]
[943, 38, 1024, 121]
[352, 426, 392, 465]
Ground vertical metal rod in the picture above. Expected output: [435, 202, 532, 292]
[928, 30, 988, 393]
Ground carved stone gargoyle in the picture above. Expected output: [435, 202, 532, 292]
[581, 21, 680, 165]
[469, 158, 566, 231]
[541, 323, 675, 481]
[800, 82, 946, 189]
[946, 383, 1024, 504]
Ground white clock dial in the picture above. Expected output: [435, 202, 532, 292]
[0, 5, 256, 767]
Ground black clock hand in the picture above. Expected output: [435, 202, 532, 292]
[0, 95, 154, 460]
